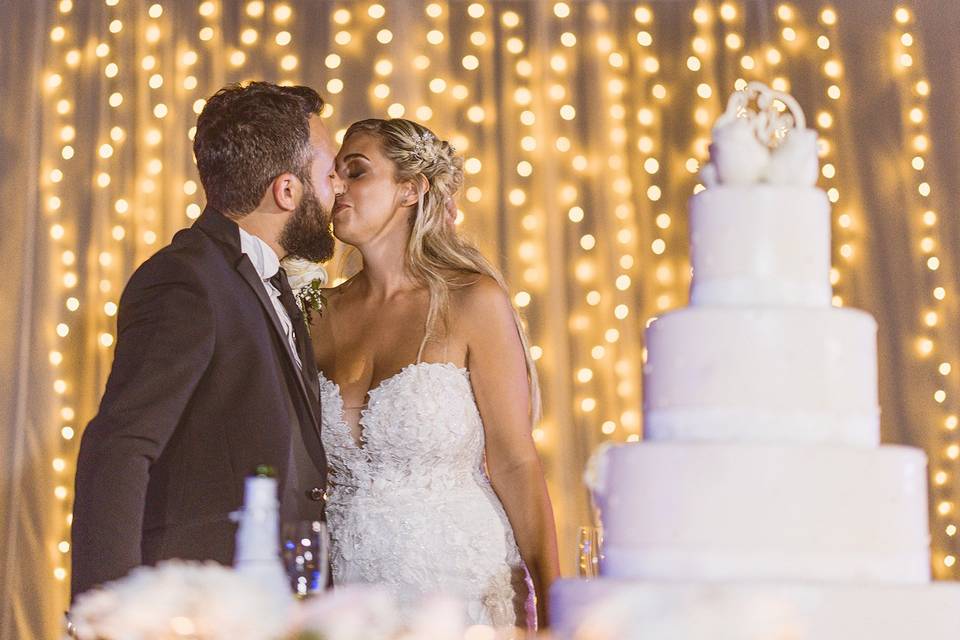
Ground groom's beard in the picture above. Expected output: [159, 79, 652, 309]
[279, 184, 336, 263]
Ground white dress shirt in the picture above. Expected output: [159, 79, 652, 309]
[238, 226, 302, 370]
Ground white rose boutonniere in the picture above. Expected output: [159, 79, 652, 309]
[281, 257, 329, 327]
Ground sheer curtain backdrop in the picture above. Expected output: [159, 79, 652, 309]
[2, 2, 960, 638]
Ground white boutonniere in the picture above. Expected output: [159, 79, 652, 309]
[281, 257, 329, 327]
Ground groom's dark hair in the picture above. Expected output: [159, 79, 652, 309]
[193, 81, 325, 217]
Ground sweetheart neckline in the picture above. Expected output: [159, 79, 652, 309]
[318, 361, 470, 450]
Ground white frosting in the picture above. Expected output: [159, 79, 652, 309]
[643, 306, 879, 446]
[601, 546, 929, 584]
[592, 443, 931, 584]
[689, 186, 832, 307]
[551, 579, 960, 640]
[644, 407, 879, 447]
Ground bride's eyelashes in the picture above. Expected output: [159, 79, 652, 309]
[337, 159, 366, 180]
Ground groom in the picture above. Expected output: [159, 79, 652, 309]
[70, 82, 343, 599]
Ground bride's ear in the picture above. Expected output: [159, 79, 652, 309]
[399, 174, 429, 208]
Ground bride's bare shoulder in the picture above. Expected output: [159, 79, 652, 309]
[449, 273, 514, 324]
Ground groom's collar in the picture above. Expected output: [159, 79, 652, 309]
[237, 226, 281, 282]
[195, 206, 243, 256]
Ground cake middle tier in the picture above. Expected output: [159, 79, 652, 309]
[643, 306, 879, 446]
[593, 442, 931, 584]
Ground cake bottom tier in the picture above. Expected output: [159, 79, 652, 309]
[551, 578, 960, 639]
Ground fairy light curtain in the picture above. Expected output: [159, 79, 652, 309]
[3, 1, 960, 636]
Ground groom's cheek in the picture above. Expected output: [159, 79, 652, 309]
[314, 181, 335, 214]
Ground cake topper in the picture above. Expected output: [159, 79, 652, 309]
[700, 81, 819, 188]
[717, 81, 806, 143]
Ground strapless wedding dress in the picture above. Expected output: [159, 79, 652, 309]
[318, 361, 529, 628]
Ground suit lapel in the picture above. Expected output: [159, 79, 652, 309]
[195, 208, 321, 434]
[293, 315, 321, 420]
[234, 257, 298, 367]
[234, 254, 320, 434]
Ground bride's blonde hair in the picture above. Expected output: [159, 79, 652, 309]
[343, 118, 542, 425]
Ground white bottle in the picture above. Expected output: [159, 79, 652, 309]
[233, 469, 292, 601]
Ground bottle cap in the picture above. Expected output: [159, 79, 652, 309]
[253, 464, 276, 478]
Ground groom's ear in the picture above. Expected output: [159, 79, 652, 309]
[399, 175, 429, 208]
[271, 172, 300, 212]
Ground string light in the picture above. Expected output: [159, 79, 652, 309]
[43, 0, 81, 591]
[496, 3, 543, 432]
[780, 6, 851, 310]
[548, 2, 607, 443]
[604, 99, 638, 369]
[677, 0, 718, 316]
[889, 5, 959, 577]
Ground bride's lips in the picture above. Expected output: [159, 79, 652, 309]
[333, 202, 352, 215]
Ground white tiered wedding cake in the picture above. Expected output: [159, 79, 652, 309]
[551, 83, 960, 639]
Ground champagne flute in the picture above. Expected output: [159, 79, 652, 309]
[281, 520, 329, 597]
[577, 525, 602, 579]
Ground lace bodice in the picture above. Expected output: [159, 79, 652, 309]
[318, 362, 528, 628]
[320, 362, 487, 497]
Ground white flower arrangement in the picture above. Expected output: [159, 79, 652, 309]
[287, 585, 400, 640]
[67, 561, 291, 640]
[288, 588, 465, 640]
[280, 257, 329, 326]
[67, 562, 472, 640]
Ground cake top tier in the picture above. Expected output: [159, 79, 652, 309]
[701, 82, 819, 188]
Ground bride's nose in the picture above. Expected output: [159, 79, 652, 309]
[332, 172, 346, 197]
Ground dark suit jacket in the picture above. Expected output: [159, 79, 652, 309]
[70, 207, 326, 599]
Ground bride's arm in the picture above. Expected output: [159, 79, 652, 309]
[460, 275, 561, 628]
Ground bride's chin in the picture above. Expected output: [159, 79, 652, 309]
[331, 225, 353, 246]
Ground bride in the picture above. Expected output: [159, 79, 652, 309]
[310, 118, 560, 630]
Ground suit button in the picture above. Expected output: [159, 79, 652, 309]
[307, 487, 325, 502]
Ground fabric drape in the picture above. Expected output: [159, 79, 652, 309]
[2, 2, 960, 638]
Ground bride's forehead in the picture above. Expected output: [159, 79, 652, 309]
[338, 133, 387, 160]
